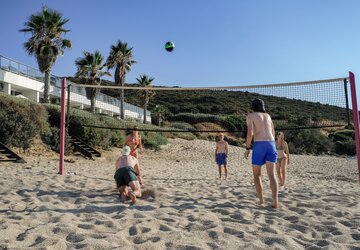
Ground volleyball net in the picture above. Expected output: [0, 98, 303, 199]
[58, 73, 360, 181]
[64, 77, 351, 133]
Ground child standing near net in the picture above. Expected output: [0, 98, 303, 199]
[215, 133, 229, 179]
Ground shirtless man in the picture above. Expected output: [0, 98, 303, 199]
[244, 99, 279, 208]
[114, 146, 143, 204]
[215, 133, 229, 179]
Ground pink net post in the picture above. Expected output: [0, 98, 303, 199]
[59, 78, 66, 175]
[349, 72, 360, 183]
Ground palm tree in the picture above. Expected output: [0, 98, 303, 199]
[136, 75, 155, 124]
[153, 105, 167, 126]
[74, 51, 110, 113]
[106, 40, 136, 119]
[20, 7, 71, 103]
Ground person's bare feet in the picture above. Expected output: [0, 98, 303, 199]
[271, 201, 279, 208]
[129, 191, 137, 205]
[120, 193, 127, 203]
[259, 199, 264, 205]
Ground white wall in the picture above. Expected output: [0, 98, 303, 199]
[0, 69, 44, 92]
[0, 68, 151, 122]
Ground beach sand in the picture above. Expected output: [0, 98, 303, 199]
[0, 138, 359, 249]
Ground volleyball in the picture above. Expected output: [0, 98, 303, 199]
[165, 41, 175, 52]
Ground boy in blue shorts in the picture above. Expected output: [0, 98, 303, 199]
[215, 133, 229, 179]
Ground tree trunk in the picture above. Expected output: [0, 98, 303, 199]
[116, 67, 125, 120]
[120, 89, 125, 119]
[143, 102, 147, 124]
[158, 116, 162, 126]
[43, 69, 51, 103]
[90, 95, 96, 113]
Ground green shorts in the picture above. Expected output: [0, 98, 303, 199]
[114, 166, 138, 187]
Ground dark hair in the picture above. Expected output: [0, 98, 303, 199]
[251, 99, 266, 113]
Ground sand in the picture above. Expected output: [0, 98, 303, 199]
[0, 138, 359, 249]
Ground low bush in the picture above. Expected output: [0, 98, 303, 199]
[141, 132, 168, 150]
[41, 127, 74, 155]
[0, 93, 49, 149]
[168, 113, 222, 124]
[220, 116, 246, 132]
[285, 129, 334, 155]
[168, 122, 195, 131]
[45, 105, 125, 149]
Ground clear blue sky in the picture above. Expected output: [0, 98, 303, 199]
[1, 0, 360, 100]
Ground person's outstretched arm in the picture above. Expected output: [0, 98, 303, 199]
[225, 142, 229, 156]
[215, 144, 218, 161]
[285, 142, 290, 164]
[244, 116, 253, 159]
[139, 135, 143, 150]
[134, 162, 143, 185]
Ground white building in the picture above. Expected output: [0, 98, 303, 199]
[0, 55, 151, 122]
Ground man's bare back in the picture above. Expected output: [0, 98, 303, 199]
[246, 112, 275, 141]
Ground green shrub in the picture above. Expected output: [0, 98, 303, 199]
[220, 116, 246, 132]
[167, 132, 197, 140]
[41, 127, 73, 155]
[334, 140, 356, 155]
[328, 129, 355, 155]
[142, 132, 168, 150]
[332, 130, 355, 140]
[0, 93, 49, 149]
[168, 122, 195, 131]
[45, 105, 125, 149]
[285, 129, 334, 155]
[169, 113, 222, 124]
[329, 133, 351, 142]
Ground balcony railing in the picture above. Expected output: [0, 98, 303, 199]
[0, 54, 150, 116]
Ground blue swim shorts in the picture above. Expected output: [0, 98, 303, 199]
[216, 153, 227, 165]
[252, 141, 277, 166]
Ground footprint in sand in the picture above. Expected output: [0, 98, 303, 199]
[283, 215, 299, 223]
[29, 236, 46, 247]
[133, 213, 145, 219]
[16, 232, 27, 241]
[160, 217, 176, 223]
[224, 227, 245, 238]
[89, 233, 107, 239]
[9, 215, 23, 220]
[159, 224, 172, 232]
[65, 234, 85, 243]
[141, 227, 151, 233]
[78, 224, 94, 230]
[133, 236, 160, 244]
[207, 242, 220, 249]
[351, 233, 360, 240]
[49, 216, 61, 223]
[287, 224, 308, 234]
[129, 226, 138, 236]
[208, 230, 219, 240]
[313, 239, 330, 247]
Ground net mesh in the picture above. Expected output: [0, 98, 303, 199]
[65, 77, 350, 133]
